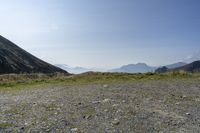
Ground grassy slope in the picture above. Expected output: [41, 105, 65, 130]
[0, 72, 199, 91]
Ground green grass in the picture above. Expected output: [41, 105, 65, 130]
[0, 72, 200, 91]
[0, 123, 14, 129]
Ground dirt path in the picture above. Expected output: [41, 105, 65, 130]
[0, 80, 200, 133]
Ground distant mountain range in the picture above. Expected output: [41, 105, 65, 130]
[110, 63, 157, 73]
[56, 62, 189, 74]
[55, 64, 90, 74]
[0, 35, 68, 74]
[109, 62, 187, 73]
[55, 64, 107, 74]
[56, 63, 157, 74]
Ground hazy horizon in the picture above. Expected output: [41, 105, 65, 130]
[1, 0, 200, 69]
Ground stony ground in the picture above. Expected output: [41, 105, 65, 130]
[0, 78, 200, 133]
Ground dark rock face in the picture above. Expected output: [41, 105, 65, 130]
[0, 35, 68, 74]
[155, 61, 200, 73]
[173, 60, 200, 72]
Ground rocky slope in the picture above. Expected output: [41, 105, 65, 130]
[156, 61, 200, 73]
[0, 35, 67, 74]
[172, 60, 200, 72]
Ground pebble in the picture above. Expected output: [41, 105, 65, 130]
[92, 101, 101, 104]
[104, 109, 108, 112]
[83, 115, 92, 119]
[175, 102, 180, 105]
[186, 112, 191, 115]
[116, 109, 122, 113]
[103, 98, 110, 103]
[180, 95, 187, 99]
[112, 104, 119, 107]
[112, 118, 120, 125]
[71, 128, 78, 132]
[103, 84, 108, 88]
[195, 98, 200, 102]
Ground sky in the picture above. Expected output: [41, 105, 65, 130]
[0, 0, 200, 69]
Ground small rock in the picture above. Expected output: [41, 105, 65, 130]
[183, 95, 187, 98]
[92, 101, 100, 104]
[111, 99, 115, 102]
[57, 108, 61, 111]
[103, 84, 108, 88]
[180, 95, 187, 99]
[112, 104, 119, 107]
[83, 115, 92, 120]
[71, 128, 78, 132]
[122, 100, 126, 103]
[112, 118, 120, 125]
[103, 98, 110, 103]
[116, 109, 122, 113]
[175, 102, 180, 105]
[104, 109, 108, 112]
[86, 115, 92, 119]
[186, 112, 191, 115]
[105, 116, 109, 119]
[195, 98, 200, 102]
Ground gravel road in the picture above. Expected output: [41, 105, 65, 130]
[0, 79, 200, 133]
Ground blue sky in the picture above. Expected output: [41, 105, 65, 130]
[0, 0, 200, 68]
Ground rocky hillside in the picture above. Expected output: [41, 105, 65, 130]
[172, 60, 200, 72]
[156, 61, 200, 73]
[0, 35, 68, 74]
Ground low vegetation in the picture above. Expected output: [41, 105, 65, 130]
[0, 72, 199, 91]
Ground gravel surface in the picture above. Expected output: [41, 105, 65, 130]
[0, 79, 200, 133]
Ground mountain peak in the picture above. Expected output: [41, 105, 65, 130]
[111, 63, 156, 73]
[0, 35, 68, 74]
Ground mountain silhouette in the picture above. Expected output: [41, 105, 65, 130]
[172, 60, 200, 72]
[156, 61, 200, 73]
[110, 63, 157, 73]
[0, 35, 68, 74]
